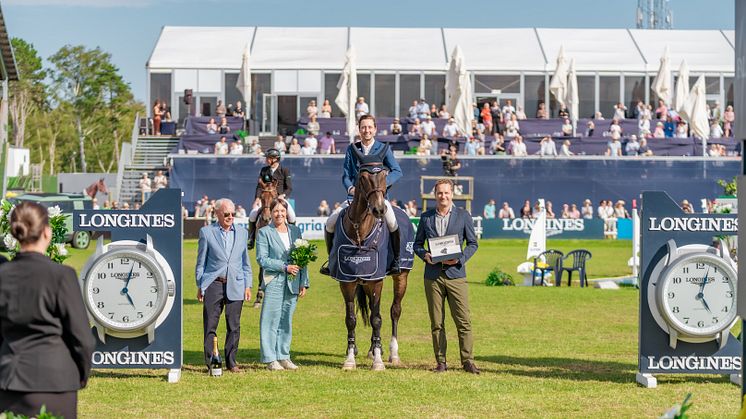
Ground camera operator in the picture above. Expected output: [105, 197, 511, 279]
[441, 146, 461, 177]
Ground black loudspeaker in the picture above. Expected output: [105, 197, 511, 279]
[183, 89, 193, 105]
[201, 102, 211, 116]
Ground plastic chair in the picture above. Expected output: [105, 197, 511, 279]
[561, 250, 593, 287]
[532, 250, 564, 286]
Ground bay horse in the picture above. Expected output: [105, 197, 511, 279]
[252, 178, 278, 308]
[84, 178, 108, 199]
[330, 162, 412, 370]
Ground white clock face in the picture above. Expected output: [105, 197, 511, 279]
[659, 254, 737, 337]
[85, 250, 167, 331]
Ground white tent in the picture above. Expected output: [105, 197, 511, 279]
[565, 59, 579, 129]
[651, 46, 672, 105]
[549, 46, 569, 109]
[235, 43, 251, 120]
[679, 75, 710, 140]
[445, 45, 474, 137]
[674, 59, 689, 114]
[335, 45, 357, 143]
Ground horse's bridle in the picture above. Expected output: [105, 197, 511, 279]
[345, 163, 388, 245]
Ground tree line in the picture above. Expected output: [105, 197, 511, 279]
[9, 38, 144, 174]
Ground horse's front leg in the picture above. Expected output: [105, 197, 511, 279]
[340, 282, 358, 370]
[389, 270, 408, 365]
[364, 280, 385, 371]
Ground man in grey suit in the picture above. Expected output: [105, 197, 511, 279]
[196, 198, 252, 372]
[414, 179, 480, 374]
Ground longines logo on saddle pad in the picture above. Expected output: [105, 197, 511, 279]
[343, 256, 372, 265]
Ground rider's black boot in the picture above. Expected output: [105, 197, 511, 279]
[388, 228, 402, 275]
[319, 230, 334, 276]
[247, 220, 257, 250]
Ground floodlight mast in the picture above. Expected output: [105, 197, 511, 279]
[636, 0, 674, 29]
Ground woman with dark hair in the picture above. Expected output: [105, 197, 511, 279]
[255, 199, 309, 371]
[152, 100, 162, 135]
[0, 202, 95, 418]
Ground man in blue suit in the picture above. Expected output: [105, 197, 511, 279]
[320, 114, 404, 275]
[195, 198, 252, 372]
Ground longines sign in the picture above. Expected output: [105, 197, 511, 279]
[647, 217, 738, 232]
[481, 218, 605, 239]
[644, 355, 741, 372]
[75, 212, 176, 229]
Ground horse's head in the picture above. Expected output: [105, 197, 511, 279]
[355, 163, 388, 219]
[258, 179, 278, 222]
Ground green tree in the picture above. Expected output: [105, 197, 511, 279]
[9, 38, 48, 148]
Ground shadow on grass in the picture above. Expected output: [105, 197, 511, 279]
[91, 370, 169, 381]
[184, 349, 346, 369]
[474, 354, 734, 384]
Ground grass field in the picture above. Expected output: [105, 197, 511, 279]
[61, 239, 742, 418]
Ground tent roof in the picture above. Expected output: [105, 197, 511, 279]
[148, 26, 735, 74]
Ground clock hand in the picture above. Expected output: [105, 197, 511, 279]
[696, 267, 711, 313]
[700, 296, 712, 313]
[123, 290, 136, 309]
[123, 264, 135, 289]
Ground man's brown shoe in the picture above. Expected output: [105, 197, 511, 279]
[432, 362, 447, 373]
[463, 361, 480, 375]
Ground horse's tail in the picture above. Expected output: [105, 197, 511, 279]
[355, 283, 370, 327]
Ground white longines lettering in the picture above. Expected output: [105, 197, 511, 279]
[343, 256, 372, 265]
[92, 351, 175, 366]
[648, 217, 738, 232]
[501, 218, 584, 236]
[646, 355, 741, 370]
[78, 213, 176, 229]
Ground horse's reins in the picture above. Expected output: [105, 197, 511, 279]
[346, 163, 387, 246]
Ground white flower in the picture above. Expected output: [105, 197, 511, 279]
[4, 234, 17, 250]
[659, 404, 681, 419]
[6, 205, 14, 223]
[294, 238, 309, 248]
[47, 205, 62, 218]
[55, 243, 68, 256]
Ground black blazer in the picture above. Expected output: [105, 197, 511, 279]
[0, 252, 95, 392]
[414, 205, 479, 280]
[255, 164, 293, 199]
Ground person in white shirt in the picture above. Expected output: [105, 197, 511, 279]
[236, 205, 247, 218]
[421, 115, 436, 137]
[638, 115, 651, 137]
[537, 136, 557, 156]
[153, 170, 168, 191]
[710, 121, 724, 138]
[581, 199, 594, 219]
[625, 135, 640, 156]
[498, 202, 515, 219]
[505, 114, 520, 138]
[613, 103, 627, 120]
[273, 135, 287, 154]
[354, 97, 369, 119]
[511, 135, 528, 156]
[442, 118, 461, 138]
[560, 139, 574, 156]
[515, 106, 527, 120]
[408, 100, 419, 119]
[229, 141, 244, 155]
[409, 118, 422, 136]
[501, 100, 515, 121]
[300, 138, 315, 155]
[139, 172, 152, 202]
[214, 136, 229, 155]
[561, 119, 573, 136]
[305, 134, 318, 153]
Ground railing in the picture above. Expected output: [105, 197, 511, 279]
[113, 113, 140, 201]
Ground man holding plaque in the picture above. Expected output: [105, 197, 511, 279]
[414, 179, 480, 374]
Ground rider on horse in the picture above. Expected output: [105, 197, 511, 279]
[320, 114, 404, 275]
[248, 148, 295, 249]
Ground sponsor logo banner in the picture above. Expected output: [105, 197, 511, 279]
[481, 218, 606, 239]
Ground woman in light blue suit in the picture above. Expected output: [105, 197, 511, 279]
[255, 198, 309, 370]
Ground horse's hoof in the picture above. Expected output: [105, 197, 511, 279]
[371, 361, 386, 371]
[342, 362, 356, 371]
[388, 356, 401, 366]
[252, 301, 262, 308]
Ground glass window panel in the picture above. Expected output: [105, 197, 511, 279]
[224, 73, 242, 111]
[725, 77, 734, 107]
[474, 75, 520, 94]
[399, 74, 421, 118]
[149, 73, 171, 117]
[599, 76, 621, 119]
[705, 76, 720, 95]
[624, 76, 646, 113]
[578, 76, 595, 119]
[357, 73, 371, 107]
[324, 73, 341, 117]
[251, 73, 271, 122]
[374, 74, 395, 118]
[424, 74, 445, 112]
[524, 76, 545, 118]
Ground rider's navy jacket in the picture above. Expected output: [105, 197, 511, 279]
[342, 140, 402, 199]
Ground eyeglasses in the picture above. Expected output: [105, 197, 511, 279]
[223, 212, 235, 218]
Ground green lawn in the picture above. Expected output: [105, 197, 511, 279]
[60, 239, 742, 418]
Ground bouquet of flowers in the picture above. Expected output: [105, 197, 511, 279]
[287, 238, 317, 280]
[0, 200, 69, 263]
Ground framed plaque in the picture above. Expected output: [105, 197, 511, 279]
[428, 234, 463, 263]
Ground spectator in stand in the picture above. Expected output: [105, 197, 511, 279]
[390, 118, 403, 135]
[305, 133, 318, 153]
[498, 202, 515, 219]
[561, 119, 573, 136]
[511, 135, 528, 157]
[724, 105, 735, 137]
[536, 102, 548, 119]
[300, 138, 315, 155]
[153, 170, 168, 192]
[273, 135, 287, 154]
[505, 114, 520, 138]
[643, 103, 653, 120]
[613, 103, 627, 120]
[675, 121, 688, 138]
[545, 201, 556, 219]
[483, 199, 496, 219]
[491, 133, 506, 155]
[663, 116, 675, 138]
[581, 199, 594, 219]
[320, 99, 332, 118]
[429, 103, 438, 119]
[516, 106, 527, 120]
[416, 99, 430, 119]
[561, 203, 571, 219]
[421, 115, 437, 138]
[558, 107, 569, 119]
[538, 136, 557, 156]
[655, 99, 668, 120]
[464, 136, 479, 156]
[480, 103, 493, 134]
[560, 139, 574, 156]
[639, 138, 653, 156]
[417, 134, 433, 156]
[569, 203, 581, 219]
[92, 198, 99, 210]
[354, 97, 369, 119]
[219, 117, 231, 134]
[206, 118, 218, 134]
[609, 119, 623, 138]
[405, 200, 418, 217]
[680, 199, 694, 214]
[606, 135, 622, 158]
[653, 121, 666, 138]
[139, 172, 152, 203]
[501, 100, 515, 121]
[635, 101, 645, 119]
[438, 104, 450, 119]
[532, 201, 543, 218]
[710, 101, 722, 122]
[306, 115, 320, 136]
[585, 120, 595, 137]
[288, 138, 301, 155]
[519, 200, 533, 219]
[710, 120, 724, 138]
[306, 100, 318, 119]
[229, 141, 244, 155]
[442, 117, 462, 139]
[152, 100, 162, 135]
[408, 100, 419, 119]
[614, 200, 630, 219]
[216, 100, 227, 118]
[232, 101, 245, 118]
[319, 132, 336, 155]
[215, 136, 229, 155]
[317, 200, 330, 216]
[625, 135, 640, 156]
[593, 111, 605, 120]
[638, 114, 651, 137]
[490, 101, 502, 133]
[470, 119, 484, 139]
[409, 118, 422, 137]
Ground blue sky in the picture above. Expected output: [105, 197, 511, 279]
[2, 0, 734, 101]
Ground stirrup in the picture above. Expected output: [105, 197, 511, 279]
[319, 260, 331, 276]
